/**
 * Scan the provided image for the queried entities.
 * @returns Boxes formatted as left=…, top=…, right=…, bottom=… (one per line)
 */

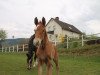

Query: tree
left=0, top=29, right=7, bottom=40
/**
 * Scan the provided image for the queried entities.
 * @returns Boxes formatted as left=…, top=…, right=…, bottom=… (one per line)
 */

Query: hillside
left=0, top=38, right=29, bottom=47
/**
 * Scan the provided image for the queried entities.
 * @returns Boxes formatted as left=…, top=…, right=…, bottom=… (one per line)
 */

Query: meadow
left=0, top=51, right=100, bottom=75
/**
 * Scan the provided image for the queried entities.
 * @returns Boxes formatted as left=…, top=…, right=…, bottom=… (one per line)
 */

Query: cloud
left=86, top=20, right=100, bottom=34
left=0, top=0, right=100, bottom=38
left=59, top=0, right=100, bottom=34
left=0, top=22, right=35, bottom=38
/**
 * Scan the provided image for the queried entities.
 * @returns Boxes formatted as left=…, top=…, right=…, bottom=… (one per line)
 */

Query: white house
left=46, top=17, right=82, bottom=42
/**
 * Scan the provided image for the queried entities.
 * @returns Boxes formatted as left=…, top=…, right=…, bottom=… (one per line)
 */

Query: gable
left=46, top=19, right=62, bottom=34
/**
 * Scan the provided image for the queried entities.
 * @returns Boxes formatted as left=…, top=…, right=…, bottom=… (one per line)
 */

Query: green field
left=0, top=52, right=100, bottom=75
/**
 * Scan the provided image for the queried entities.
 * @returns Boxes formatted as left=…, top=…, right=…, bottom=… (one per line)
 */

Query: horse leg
left=26, top=53, right=33, bottom=70
left=27, top=58, right=30, bottom=70
left=38, top=60, right=43, bottom=75
left=27, top=58, right=33, bottom=70
left=53, top=55, right=59, bottom=75
left=33, top=53, right=38, bottom=67
left=46, top=59, right=52, bottom=75
left=29, top=58, right=33, bottom=69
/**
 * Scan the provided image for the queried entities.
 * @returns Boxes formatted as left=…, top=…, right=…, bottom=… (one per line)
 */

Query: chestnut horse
left=33, top=17, right=59, bottom=75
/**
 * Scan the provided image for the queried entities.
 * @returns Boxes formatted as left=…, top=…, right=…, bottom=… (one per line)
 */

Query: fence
left=0, top=33, right=100, bottom=52
left=53, top=33, right=100, bottom=49
left=0, top=44, right=28, bottom=52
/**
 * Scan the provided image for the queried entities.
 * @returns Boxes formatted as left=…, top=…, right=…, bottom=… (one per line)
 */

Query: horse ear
left=42, top=17, right=46, bottom=26
left=34, top=17, right=38, bottom=25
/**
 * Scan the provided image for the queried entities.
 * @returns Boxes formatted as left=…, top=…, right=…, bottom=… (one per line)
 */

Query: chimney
left=55, top=17, right=59, bottom=20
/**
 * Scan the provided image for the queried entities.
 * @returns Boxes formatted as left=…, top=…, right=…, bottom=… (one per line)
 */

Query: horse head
left=33, top=17, right=47, bottom=48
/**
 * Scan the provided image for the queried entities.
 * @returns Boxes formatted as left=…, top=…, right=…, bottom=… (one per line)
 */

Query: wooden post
left=13, top=46, right=14, bottom=52
left=2, top=47, right=3, bottom=52
left=17, top=45, right=18, bottom=52
left=9, top=47, right=10, bottom=52
left=23, top=44, right=24, bottom=52
left=67, top=36, right=69, bottom=49
left=82, top=35, right=84, bottom=46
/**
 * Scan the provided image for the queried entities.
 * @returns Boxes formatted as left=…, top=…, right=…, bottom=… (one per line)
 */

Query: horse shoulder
left=46, top=41, right=58, bottom=58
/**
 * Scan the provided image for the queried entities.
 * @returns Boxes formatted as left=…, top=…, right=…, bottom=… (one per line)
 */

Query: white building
left=46, top=17, right=82, bottom=42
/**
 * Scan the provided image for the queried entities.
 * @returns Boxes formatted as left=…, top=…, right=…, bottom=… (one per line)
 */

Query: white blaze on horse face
left=34, top=24, right=42, bottom=46
left=34, top=25, right=39, bottom=31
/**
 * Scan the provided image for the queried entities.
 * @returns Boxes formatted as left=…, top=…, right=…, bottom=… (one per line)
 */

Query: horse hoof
left=27, top=68, right=31, bottom=70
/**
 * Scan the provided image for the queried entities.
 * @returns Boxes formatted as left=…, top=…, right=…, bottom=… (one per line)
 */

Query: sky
left=0, top=0, right=100, bottom=38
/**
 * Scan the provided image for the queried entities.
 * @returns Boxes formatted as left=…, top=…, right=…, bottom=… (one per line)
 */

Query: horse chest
left=36, top=45, right=54, bottom=60
left=36, top=49, right=47, bottom=60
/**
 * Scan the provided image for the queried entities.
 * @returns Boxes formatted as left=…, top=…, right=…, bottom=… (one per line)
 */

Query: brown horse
left=33, top=17, right=59, bottom=75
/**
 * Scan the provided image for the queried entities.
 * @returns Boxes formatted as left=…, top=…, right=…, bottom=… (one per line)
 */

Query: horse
left=33, top=17, right=59, bottom=75
left=26, top=34, right=37, bottom=70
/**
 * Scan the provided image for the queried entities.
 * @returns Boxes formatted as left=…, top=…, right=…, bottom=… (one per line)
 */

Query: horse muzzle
left=33, top=38, right=42, bottom=46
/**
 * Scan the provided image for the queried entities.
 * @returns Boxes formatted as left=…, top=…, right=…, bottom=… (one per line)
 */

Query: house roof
left=46, top=17, right=82, bottom=34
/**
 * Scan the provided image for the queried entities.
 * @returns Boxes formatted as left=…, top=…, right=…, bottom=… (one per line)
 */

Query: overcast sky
left=0, top=0, right=100, bottom=38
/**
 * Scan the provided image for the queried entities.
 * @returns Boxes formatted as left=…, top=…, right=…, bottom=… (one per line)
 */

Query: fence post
left=82, top=35, right=84, bottom=46
left=13, top=46, right=14, bottom=52
left=17, top=45, right=19, bottom=52
left=23, top=44, right=24, bottom=52
left=2, top=47, right=3, bottom=52
left=9, top=47, right=10, bottom=52
left=67, top=36, right=69, bottom=49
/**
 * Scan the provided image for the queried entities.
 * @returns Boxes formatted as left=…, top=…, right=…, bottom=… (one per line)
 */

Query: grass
left=0, top=52, right=100, bottom=75
left=58, top=44, right=100, bottom=56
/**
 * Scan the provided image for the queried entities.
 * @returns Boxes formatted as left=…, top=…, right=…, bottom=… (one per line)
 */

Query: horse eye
left=43, top=30, right=45, bottom=33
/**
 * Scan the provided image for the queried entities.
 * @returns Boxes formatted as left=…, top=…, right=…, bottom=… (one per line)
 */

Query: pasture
left=0, top=52, right=100, bottom=75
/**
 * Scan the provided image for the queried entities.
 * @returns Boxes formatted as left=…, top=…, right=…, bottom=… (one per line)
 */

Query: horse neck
left=43, top=32, right=49, bottom=44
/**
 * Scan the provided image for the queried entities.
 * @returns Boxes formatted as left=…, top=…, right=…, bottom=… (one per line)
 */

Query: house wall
left=46, top=19, right=62, bottom=41
left=46, top=19, right=81, bottom=42
left=62, top=30, right=80, bottom=39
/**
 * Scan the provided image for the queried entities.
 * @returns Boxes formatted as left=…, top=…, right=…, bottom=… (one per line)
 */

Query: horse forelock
left=34, top=21, right=45, bottom=31
left=34, top=25, right=39, bottom=31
